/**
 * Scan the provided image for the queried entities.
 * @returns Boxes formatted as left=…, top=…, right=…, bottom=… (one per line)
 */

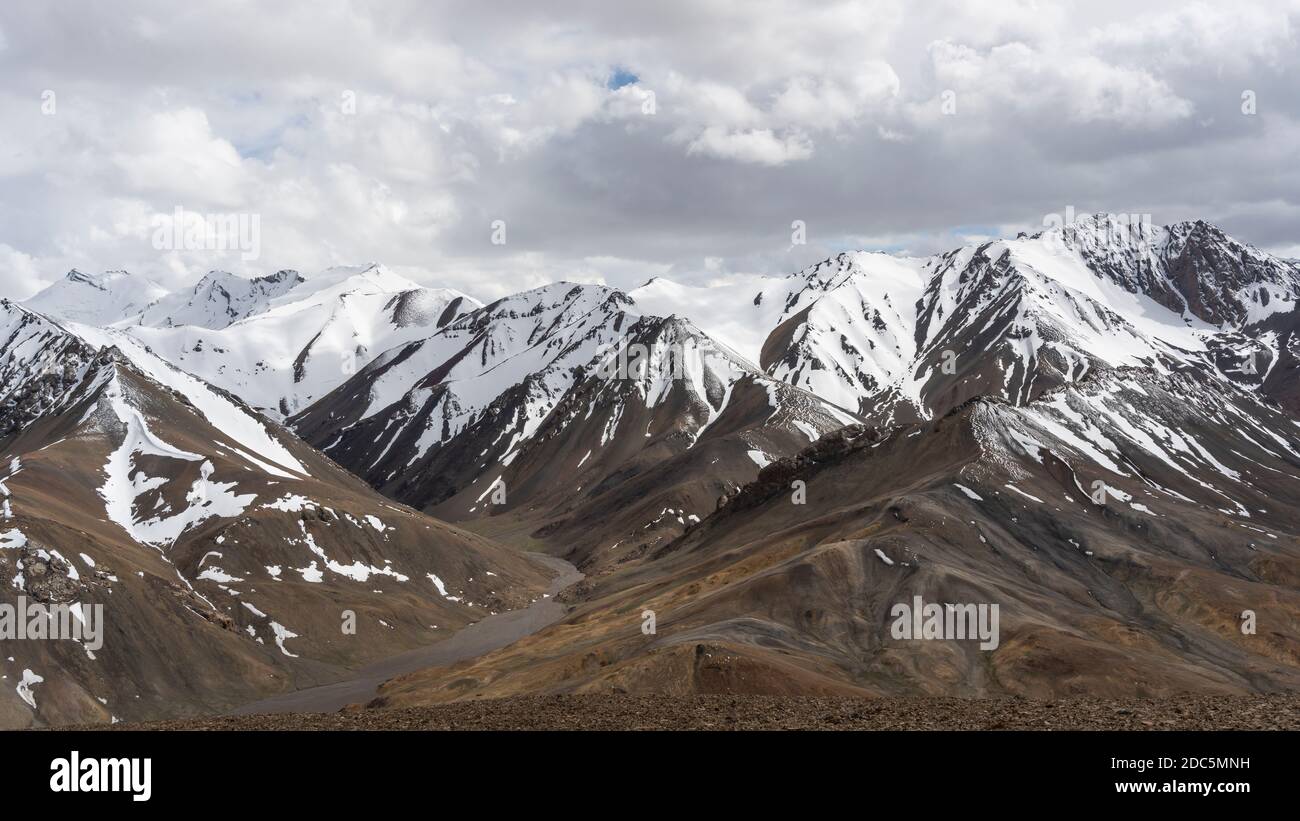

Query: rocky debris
left=0, top=320, right=100, bottom=435
left=555, top=578, right=595, bottom=603
left=207, top=611, right=237, bottom=631
left=712, top=424, right=888, bottom=517
left=16, top=546, right=82, bottom=603
left=301, top=505, right=337, bottom=523
left=530, top=520, right=567, bottom=539
left=165, top=581, right=237, bottom=632
left=74, top=693, right=1300, bottom=731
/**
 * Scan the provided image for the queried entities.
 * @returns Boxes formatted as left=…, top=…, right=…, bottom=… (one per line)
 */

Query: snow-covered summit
left=19, top=263, right=480, bottom=419
left=118, top=264, right=481, bottom=417
left=138, top=269, right=304, bottom=329
left=627, top=217, right=1299, bottom=423
left=24, top=269, right=169, bottom=326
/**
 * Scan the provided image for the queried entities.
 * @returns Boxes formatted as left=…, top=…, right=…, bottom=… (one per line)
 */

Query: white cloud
left=0, top=243, right=42, bottom=296
left=770, top=62, right=900, bottom=131
left=112, top=109, right=250, bottom=204
left=1091, top=2, right=1300, bottom=74
left=927, top=40, right=1194, bottom=128
left=0, top=0, right=1296, bottom=302
left=666, top=76, right=765, bottom=128
left=683, top=126, right=814, bottom=166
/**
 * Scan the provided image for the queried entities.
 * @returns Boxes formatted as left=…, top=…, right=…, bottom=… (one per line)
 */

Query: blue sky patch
left=607, top=68, right=638, bottom=90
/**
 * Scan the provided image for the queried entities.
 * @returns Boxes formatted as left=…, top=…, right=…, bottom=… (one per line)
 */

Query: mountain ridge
left=7, top=215, right=1300, bottom=722
left=0, top=298, right=553, bottom=727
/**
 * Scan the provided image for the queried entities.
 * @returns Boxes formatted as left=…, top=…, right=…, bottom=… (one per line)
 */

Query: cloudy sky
left=1, top=0, right=1297, bottom=301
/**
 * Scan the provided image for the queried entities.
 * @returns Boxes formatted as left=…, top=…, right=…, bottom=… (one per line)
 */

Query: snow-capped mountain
left=0, top=299, right=549, bottom=728
left=23, top=269, right=169, bottom=326
left=394, top=361, right=1300, bottom=703
left=739, top=216, right=1300, bottom=424
left=282, top=217, right=1299, bottom=577
left=25, top=264, right=481, bottom=419
left=290, top=282, right=860, bottom=569
left=294, top=282, right=637, bottom=463
left=262, top=216, right=1300, bottom=707
left=7, top=215, right=1299, bottom=719
left=138, top=268, right=305, bottom=329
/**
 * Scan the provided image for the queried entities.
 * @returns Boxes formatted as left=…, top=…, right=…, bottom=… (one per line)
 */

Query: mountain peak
left=264, top=268, right=303, bottom=284
left=25, top=269, right=167, bottom=326
left=137, top=268, right=308, bottom=330
left=1164, top=218, right=1260, bottom=258
left=62, top=268, right=136, bottom=289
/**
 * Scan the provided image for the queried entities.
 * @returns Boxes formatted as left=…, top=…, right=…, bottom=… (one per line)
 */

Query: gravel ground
left=61, top=693, right=1300, bottom=731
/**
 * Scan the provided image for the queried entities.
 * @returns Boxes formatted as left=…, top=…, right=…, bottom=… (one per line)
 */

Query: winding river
left=229, top=554, right=581, bottom=715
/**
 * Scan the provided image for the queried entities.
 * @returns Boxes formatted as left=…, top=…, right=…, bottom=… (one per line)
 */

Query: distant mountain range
left=5, top=214, right=1300, bottom=726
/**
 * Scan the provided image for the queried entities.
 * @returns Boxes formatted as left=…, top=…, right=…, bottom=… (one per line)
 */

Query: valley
left=4, top=214, right=1300, bottom=727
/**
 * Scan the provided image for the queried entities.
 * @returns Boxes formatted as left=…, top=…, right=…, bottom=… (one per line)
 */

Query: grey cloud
left=0, top=0, right=1297, bottom=302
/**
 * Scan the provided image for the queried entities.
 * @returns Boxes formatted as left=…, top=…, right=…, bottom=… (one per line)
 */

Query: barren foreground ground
left=67, top=694, right=1300, bottom=731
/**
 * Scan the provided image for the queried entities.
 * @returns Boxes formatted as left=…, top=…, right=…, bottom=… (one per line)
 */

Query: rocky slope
left=0, top=300, right=550, bottom=728
left=374, top=364, right=1300, bottom=703
left=290, top=282, right=860, bottom=574
left=79, top=693, right=1300, bottom=731
left=336, top=217, right=1300, bottom=705
left=11, top=215, right=1299, bottom=714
